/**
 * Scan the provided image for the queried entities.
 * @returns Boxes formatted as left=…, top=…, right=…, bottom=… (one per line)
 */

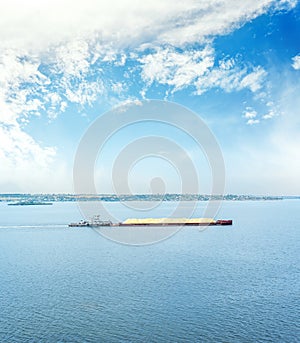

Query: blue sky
left=0, top=0, right=299, bottom=194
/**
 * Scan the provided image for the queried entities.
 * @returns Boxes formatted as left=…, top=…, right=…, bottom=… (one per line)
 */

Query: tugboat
left=68, top=215, right=112, bottom=227
left=68, top=220, right=89, bottom=227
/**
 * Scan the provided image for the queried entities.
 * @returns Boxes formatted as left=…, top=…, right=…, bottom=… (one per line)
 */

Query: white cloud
left=51, top=40, right=90, bottom=78
left=263, top=110, right=276, bottom=119
left=243, top=102, right=279, bottom=124
left=274, top=0, right=298, bottom=10
left=0, top=124, right=55, bottom=166
left=64, top=81, right=104, bottom=106
left=292, top=54, right=300, bottom=70
left=156, top=0, right=297, bottom=45
left=46, top=93, right=67, bottom=119
left=244, top=109, right=257, bottom=119
left=111, top=82, right=126, bottom=94
left=0, top=123, right=58, bottom=191
left=115, top=54, right=127, bottom=67
left=246, top=119, right=260, bottom=125
left=0, top=0, right=289, bottom=119
left=138, top=47, right=267, bottom=95
left=115, top=98, right=143, bottom=113
left=239, top=67, right=267, bottom=92
left=195, top=64, right=266, bottom=95
left=139, top=46, right=214, bottom=91
left=0, top=50, right=48, bottom=122
left=0, top=0, right=295, bottom=51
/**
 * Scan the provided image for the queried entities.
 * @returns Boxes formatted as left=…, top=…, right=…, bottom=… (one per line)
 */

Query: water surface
left=0, top=200, right=299, bottom=342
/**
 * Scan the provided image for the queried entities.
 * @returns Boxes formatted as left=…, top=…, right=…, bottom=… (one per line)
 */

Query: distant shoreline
left=1, top=194, right=299, bottom=203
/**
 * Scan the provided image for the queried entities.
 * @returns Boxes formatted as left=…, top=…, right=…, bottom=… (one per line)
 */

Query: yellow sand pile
left=122, top=217, right=216, bottom=224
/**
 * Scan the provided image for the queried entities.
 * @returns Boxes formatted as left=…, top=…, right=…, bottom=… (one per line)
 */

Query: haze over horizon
left=0, top=1, right=300, bottom=195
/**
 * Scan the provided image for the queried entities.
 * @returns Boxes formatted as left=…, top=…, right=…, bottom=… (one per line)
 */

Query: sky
left=0, top=0, right=299, bottom=195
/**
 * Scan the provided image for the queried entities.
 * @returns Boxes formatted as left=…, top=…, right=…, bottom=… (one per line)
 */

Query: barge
left=69, top=216, right=232, bottom=227
left=8, top=201, right=53, bottom=206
